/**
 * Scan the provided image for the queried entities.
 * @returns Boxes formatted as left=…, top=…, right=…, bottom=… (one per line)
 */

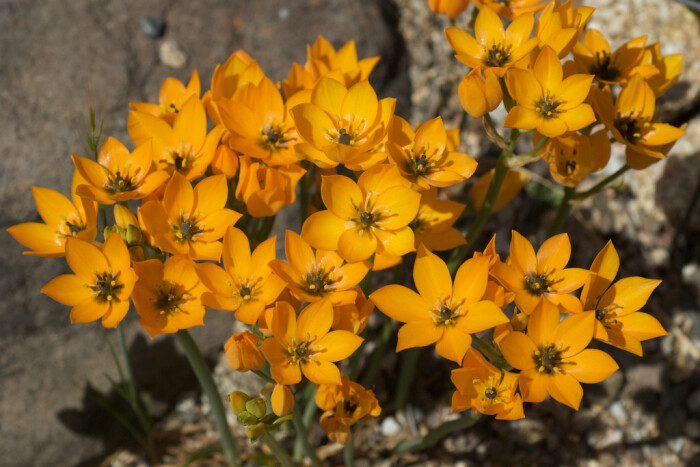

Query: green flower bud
left=227, top=391, right=250, bottom=415
left=245, top=398, right=267, bottom=419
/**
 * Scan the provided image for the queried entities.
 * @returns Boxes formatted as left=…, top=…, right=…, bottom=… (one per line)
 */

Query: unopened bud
left=245, top=423, right=265, bottom=441
left=245, top=398, right=267, bottom=419
left=227, top=391, right=250, bottom=415
left=125, top=224, right=143, bottom=246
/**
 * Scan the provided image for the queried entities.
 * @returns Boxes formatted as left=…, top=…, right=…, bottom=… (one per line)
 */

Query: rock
left=687, top=389, right=700, bottom=413
left=380, top=416, right=402, bottom=437
left=159, top=40, right=188, bottom=68
left=587, top=426, right=623, bottom=450
left=141, top=15, right=166, bottom=38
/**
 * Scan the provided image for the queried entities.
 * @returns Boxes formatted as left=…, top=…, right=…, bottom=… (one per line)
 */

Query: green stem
left=447, top=145, right=513, bottom=274
left=117, top=324, right=137, bottom=402
left=251, top=215, right=275, bottom=249
left=262, top=432, right=295, bottom=467
left=392, top=411, right=481, bottom=454
left=252, top=369, right=275, bottom=384
left=574, top=164, right=630, bottom=200
left=344, top=430, right=355, bottom=467
left=175, top=330, right=238, bottom=466
left=293, top=384, right=318, bottom=460
left=547, top=186, right=575, bottom=236
left=99, top=204, right=108, bottom=233
left=292, top=393, right=322, bottom=467
left=360, top=318, right=393, bottom=388
left=483, top=113, right=506, bottom=148
left=395, top=347, right=421, bottom=410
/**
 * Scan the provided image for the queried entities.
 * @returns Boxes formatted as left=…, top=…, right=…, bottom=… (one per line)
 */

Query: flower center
left=536, top=93, right=562, bottom=119
left=337, top=128, right=352, bottom=145
left=302, top=267, right=337, bottom=297
left=533, top=342, right=564, bottom=374
left=409, top=215, right=427, bottom=234
left=434, top=302, right=461, bottom=326
left=614, top=114, right=643, bottom=143
left=326, top=116, right=367, bottom=147
left=473, top=375, right=509, bottom=405
left=89, top=270, right=124, bottom=303
left=260, top=122, right=295, bottom=152
left=170, top=211, right=204, bottom=244
left=484, top=386, right=498, bottom=399
left=287, top=337, right=316, bottom=364
left=104, top=169, right=137, bottom=195
left=591, top=51, right=621, bottom=82
left=523, top=273, right=552, bottom=296
left=163, top=144, right=196, bottom=174
left=408, top=151, right=434, bottom=178
left=154, top=282, right=188, bottom=315
left=483, top=43, right=512, bottom=68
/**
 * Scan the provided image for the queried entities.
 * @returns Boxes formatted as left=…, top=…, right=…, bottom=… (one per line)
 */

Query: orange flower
left=451, top=348, right=524, bottom=419
left=410, top=188, right=466, bottom=252
left=291, top=77, right=395, bottom=170
left=458, top=67, right=503, bottom=119
left=217, top=77, right=301, bottom=166
left=139, top=173, right=241, bottom=261
left=445, top=7, right=538, bottom=77
left=473, top=0, right=545, bottom=20
left=8, top=172, right=97, bottom=257
left=534, top=130, right=610, bottom=187
left=315, top=375, right=381, bottom=444
left=301, top=165, right=420, bottom=262
left=131, top=255, right=207, bottom=338
left=468, top=168, right=528, bottom=213
left=499, top=304, right=618, bottom=409
left=387, top=116, right=477, bottom=189
left=331, top=288, right=374, bottom=335
left=492, top=231, right=589, bottom=315
left=129, top=95, right=225, bottom=181
left=592, top=75, right=685, bottom=169
left=41, top=234, right=137, bottom=327
left=271, top=384, right=295, bottom=417
left=196, top=227, right=285, bottom=324
left=504, top=46, right=595, bottom=138
left=259, top=300, right=363, bottom=385
left=203, top=50, right=265, bottom=125
left=224, top=331, right=266, bottom=372
left=130, top=70, right=201, bottom=125
left=573, top=30, right=657, bottom=85
left=371, top=245, right=508, bottom=363
left=282, top=37, right=379, bottom=99
left=428, top=0, right=470, bottom=19
left=535, top=0, right=594, bottom=58
left=270, top=230, right=369, bottom=306
left=72, top=137, right=169, bottom=204
left=644, top=42, right=683, bottom=97
left=235, top=156, right=305, bottom=217
left=580, top=241, right=668, bottom=356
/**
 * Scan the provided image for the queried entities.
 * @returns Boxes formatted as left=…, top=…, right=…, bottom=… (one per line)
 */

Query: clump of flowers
left=9, top=1, right=680, bottom=464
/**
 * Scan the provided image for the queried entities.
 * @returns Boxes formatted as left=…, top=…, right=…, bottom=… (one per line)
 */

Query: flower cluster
left=8, top=0, right=679, bottom=460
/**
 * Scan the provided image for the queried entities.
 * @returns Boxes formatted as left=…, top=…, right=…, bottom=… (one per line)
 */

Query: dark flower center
left=533, top=343, right=564, bottom=374
left=484, top=386, right=498, bottom=400
left=536, top=94, right=562, bottom=119
left=591, top=51, right=621, bottom=82
left=154, top=283, right=187, bottom=315
left=483, top=43, right=512, bottom=68
left=90, top=271, right=124, bottom=303
left=104, top=170, right=137, bottom=195
left=614, top=114, right=643, bottom=143
left=524, top=273, right=552, bottom=296
left=302, top=268, right=337, bottom=297
left=337, top=128, right=352, bottom=145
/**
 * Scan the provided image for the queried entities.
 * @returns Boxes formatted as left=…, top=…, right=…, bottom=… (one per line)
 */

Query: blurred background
left=0, top=0, right=698, bottom=465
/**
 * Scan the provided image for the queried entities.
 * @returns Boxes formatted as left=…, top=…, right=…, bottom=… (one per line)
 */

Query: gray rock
left=141, top=16, right=166, bottom=38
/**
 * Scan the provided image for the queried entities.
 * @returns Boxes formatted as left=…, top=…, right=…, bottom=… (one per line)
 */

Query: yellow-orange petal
left=297, top=300, right=333, bottom=341
left=453, top=256, right=490, bottom=305
left=599, top=277, right=661, bottom=316
left=271, top=361, right=302, bottom=385
left=550, top=268, right=589, bottom=293
left=315, top=330, right=363, bottom=362
left=435, top=326, right=472, bottom=364
left=616, top=312, right=669, bottom=341
left=546, top=373, right=583, bottom=410
left=271, top=302, right=297, bottom=346
left=370, top=284, right=431, bottom=322
left=510, top=230, right=537, bottom=275
left=321, top=175, right=363, bottom=220
left=70, top=299, right=109, bottom=324
left=499, top=331, right=537, bottom=370
left=302, top=360, right=342, bottom=385
left=396, top=321, right=442, bottom=351
left=284, top=230, right=316, bottom=275
left=567, top=349, right=619, bottom=384
left=163, top=172, right=194, bottom=219
left=338, top=228, right=377, bottom=262
left=414, top=245, right=452, bottom=305
left=533, top=46, right=563, bottom=96
left=374, top=226, right=415, bottom=258
left=301, top=211, right=347, bottom=251
left=518, top=368, right=548, bottom=402
left=457, top=300, right=509, bottom=334
left=41, top=274, right=91, bottom=305
left=536, top=233, right=571, bottom=274
left=271, top=384, right=294, bottom=417
left=581, top=240, right=619, bottom=308
left=553, top=311, right=595, bottom=357
left=65, top=238, right=107, bottom=281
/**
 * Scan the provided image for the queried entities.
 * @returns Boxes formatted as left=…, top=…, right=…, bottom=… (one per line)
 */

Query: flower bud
left=458, top=67, right=502, bottom=119
left=224, top=331, right=265, bottom=372
left=428, top=0, right=470, bottom=19
left=245, top=398, right=268, bottom=419
left=271, top=384, right=295, bottom=417
left=245, top=423, right=266, bottom=441
left=227, top=391, right=250, bottom=415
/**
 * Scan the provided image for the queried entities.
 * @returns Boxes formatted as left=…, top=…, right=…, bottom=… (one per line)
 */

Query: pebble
left=608, top=401, right=627, bottom=424
left=141, top=16, right=165, bottom=38
left=278, top=7, right=291, bottom=20
left=686, top=389, right=700, bottom=412
left=159, top=40, right=188, bottom=68
left=682, top=263, right=700, bottom=288
left=380, top=416, right=402, bottom=437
